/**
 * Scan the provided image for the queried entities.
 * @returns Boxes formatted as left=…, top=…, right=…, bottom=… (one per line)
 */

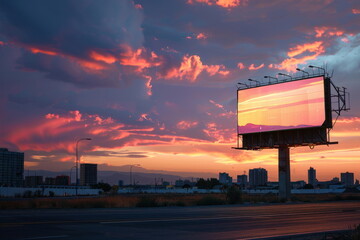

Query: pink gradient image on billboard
left=238, top=77, right=326, bottom=134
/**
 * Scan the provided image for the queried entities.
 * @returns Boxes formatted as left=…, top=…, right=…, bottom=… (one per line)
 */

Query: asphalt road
left=0, top=201, right=359, bottom=240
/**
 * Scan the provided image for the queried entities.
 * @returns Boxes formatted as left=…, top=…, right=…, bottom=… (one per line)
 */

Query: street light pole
left=75, top=138, right=91, bottom=196
left=129, top=164, right=140, bottom=187
left=248, top=78, right=260, bottom=86
left=309, top=65, right=325, bottom=75
left=264, top=76, right=278, bottom=84
left=296, top=68, right=309, bottom=77
left=278, top=73, right=293, bottom=81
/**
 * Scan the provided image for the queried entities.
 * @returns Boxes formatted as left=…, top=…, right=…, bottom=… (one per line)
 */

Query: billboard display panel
left=238, top=76, right=326, bottom=135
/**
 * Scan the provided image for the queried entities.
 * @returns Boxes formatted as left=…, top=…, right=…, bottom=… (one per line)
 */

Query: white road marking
left=100, top=209, right=347, bottom=224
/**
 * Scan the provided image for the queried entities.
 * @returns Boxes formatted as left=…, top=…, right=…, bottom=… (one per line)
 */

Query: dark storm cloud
left=0, top=0, right=143, bottom=51
left=15, top=50, right=122, bottom=88
left=0, top=0, right=144, bottom=87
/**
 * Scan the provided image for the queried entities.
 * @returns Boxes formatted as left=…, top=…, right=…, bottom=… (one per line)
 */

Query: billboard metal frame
left=234, top=73, right=348, bottom=150
left=233, top=69, right=350, bottom=201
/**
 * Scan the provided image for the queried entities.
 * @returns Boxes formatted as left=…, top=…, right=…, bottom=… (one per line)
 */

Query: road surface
left=0, top=201, right=359, bottom=239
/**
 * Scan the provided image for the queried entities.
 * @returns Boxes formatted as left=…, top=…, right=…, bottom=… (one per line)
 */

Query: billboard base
left=279, top=146, right=291, bottom=201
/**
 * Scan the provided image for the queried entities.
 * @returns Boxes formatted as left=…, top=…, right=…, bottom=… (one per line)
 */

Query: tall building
left=0, top=148, right=24, bottom=187
left=24, top=176, right=43, bottom=187
left=219, top=172, right=232, bottom=185
left=80, top=163, right=97, bottom=186
left=341, top=172, right=354, bottom=187
left=249, top=168, right=267, bottom=187
left=308, top=167, right=317, bottom=186
left=237, top=174, right=247, bottom=187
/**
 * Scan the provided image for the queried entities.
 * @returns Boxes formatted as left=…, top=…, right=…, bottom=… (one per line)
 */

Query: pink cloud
left=89, top=51, right=117, bottom=64
left=5, top=111, right=87, bottom=152
left=237, top=62, right=245, bottom=69
left=248, top=63, right=264, bottom=70
left=272, top=41, right=325, bottom=72
left=203, top=122, right=235, bottom=143
left=144, top=75, right=153, bottom=96
left=177, top=120, right=199, bottom=130
left=341, top=37, right=350, bottom=43
left=118, top=45, right=162, bottom=72
left=196, top=33, right=208, bottom=40
left=352, top=9, right=360, bottom=14
left=134, top=4, right=143, bottom=9
left=287, top=41, right=324, bottom=58
left=209, top=99, right=224, bottom=109
left=314, top=27, right=344, bottom=38
left=187, top=0, right=248, bottom=8
left=161, top=54, right=228, bottom=82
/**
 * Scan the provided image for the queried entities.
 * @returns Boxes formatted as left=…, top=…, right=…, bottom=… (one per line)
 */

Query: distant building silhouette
left=308, top=167, right=317, bottom=186
left=25, top=176, right=43, bottom=187
left=55, top=175, right=70, bottom=185
left=249, top=168, right=267, bottom=187
left=291, top=180, right=306, bottom=189
left=80, top=163, right=97, bottom=186
left=118, top=180, right=124, bottom=187
left=219, top=172, right=232, bottom=185
left=341, top=172, right=354, bottom=187
left=44, top=177, right=56, bottom=185
left=237, top=174, right=247, bottom=187
left=0, top=148, right=24, bottom=187
left=331, top=177, right=340, bottom=183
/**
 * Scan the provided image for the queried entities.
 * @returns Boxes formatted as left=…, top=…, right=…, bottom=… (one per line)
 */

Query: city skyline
left=0, top=0, right=359, bottom=182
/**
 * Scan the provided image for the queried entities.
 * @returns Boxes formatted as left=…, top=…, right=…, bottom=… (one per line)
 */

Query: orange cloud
left=6, top=111, right=87, bottom=152
left=177, top=120, right=199, bottom=130
left=23, top=43, right=162, bottom=74
left=25, top=45, right=108, bottom=72
left=203, top=122, right=235, bottom=143
left=162, top=54, right=228, bottom=82
left=209, top=99, right=224, bottom=109
left=187, top=0, right=247, bottom=8
left=29, top=47, right=58, bottom=56
left=352, top=9, right=360, bottom=14
left=216, top=0, right=244, bottom=8
left=89, top=51, right=117, bottom=64
left=0, top=41, right=4, bottom=45
left=138, top=113, right=152, bottom=122
left=336, top=117, right=360, bottom=124
left=237, top=62, right=245, bottom=69
left=288, top=41, right=324, bottom=58
left=273, top=41, right=325, bottom=72
left=196, top=33, right=208, bottom=40
left=119, top=45, right=162, bottom=72
left=77, top=59, right=108, bottom=71
left=314, top=27, right=344, bottom=38
left=248, top=63, right=264, bottom=70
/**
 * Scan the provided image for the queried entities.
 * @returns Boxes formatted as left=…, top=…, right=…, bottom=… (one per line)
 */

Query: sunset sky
left=0, top=0, right=359, bottom=182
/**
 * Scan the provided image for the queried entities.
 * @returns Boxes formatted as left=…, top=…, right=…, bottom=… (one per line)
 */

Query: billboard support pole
left=278, top=146, right=291, bottom=201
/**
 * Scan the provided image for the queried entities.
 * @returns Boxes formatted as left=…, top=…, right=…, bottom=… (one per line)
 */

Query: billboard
left=238, top=76, right=327, bottom=135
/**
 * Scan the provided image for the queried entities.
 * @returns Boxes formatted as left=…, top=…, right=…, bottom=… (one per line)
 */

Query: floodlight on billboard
left=237, top=76, right=326, bottom=135
left=234, top=69, right=350, bottom=201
